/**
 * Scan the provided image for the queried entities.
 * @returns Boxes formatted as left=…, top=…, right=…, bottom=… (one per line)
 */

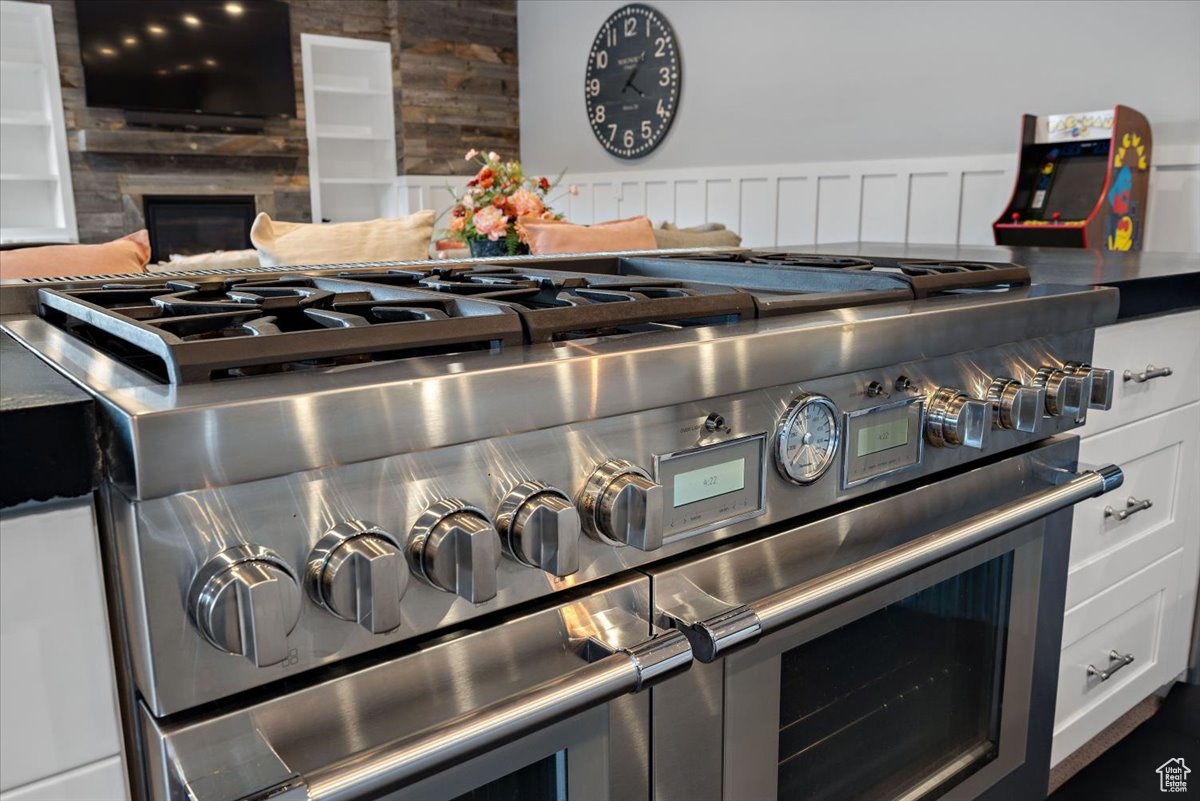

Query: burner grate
left=38, top=276, right=525, bottom=382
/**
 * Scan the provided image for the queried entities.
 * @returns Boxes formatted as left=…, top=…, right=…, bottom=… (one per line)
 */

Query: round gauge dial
left=775, top=394, right=840, bottom=484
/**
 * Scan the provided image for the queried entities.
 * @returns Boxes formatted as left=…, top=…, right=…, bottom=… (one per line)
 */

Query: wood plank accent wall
left=30, top=0, right=517, bottom=242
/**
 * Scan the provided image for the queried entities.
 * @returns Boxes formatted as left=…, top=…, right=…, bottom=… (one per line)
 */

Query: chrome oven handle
left=300, top=629, right=691, bottom=801
left=665, top=465, right=1124, bottom=663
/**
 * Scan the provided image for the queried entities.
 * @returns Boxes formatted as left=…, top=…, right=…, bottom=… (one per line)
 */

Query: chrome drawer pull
left=1105, top=496, right=1152, bottom=521
left=1123, top=364, right=1173, bottom=383
left=1087, top=650, right=1135, bottom=681
left=662, top=465, right=1124, bottom=663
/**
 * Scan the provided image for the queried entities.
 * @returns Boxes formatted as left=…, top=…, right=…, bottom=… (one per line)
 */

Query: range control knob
left=407, top=500, right=502, bottom=604
left=579, top=460, right=664, bottom=551
left=306, top=521, right=407, bottom=634
left=1034, top=366, right=1091, bottom=420
left=926, top=387, right=990, bottom=449
left=1064, top=361, right=1115, bottom=410
left=496, top=481, right=581, bottom=578
left=188, top=545, right=302, bottom=667
left=986, top=378, right=1045, bottom=433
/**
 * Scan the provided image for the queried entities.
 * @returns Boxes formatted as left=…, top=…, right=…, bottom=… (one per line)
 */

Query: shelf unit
left=301, top=34, right=397, bottom=223
left=0, top=1, right=76, bottom=244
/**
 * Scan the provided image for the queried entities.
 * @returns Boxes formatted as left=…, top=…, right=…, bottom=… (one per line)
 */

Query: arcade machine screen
left=1013, top=140, right=1110, bottom=222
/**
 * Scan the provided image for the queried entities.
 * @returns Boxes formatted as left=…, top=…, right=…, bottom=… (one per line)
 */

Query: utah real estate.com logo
left=1158, top=758, right=1191, bottom=793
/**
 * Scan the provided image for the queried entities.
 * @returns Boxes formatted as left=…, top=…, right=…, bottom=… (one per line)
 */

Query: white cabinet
left=1052, top=308, right=1200, bottom=766
left=0, top=0, right=76, bottom=244
left=300, top=34, right=397, bottom=224
left=0, top=499, right=126, bottom=799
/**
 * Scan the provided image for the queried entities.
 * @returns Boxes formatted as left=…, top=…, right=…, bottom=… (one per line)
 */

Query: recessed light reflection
left=98, top=46, right=117, bottom=56
left=147, top=24, right=166, bottom=35
left=182, top=14, right=201, bottom=27
left=177, top=63, right=191, bottom=71
left=122, top=36, right=138, bottom=46
left=203, top=57, right=217, bottom=67
left=224, top=2, right=244, bottom=16
left=156, top=68, right=169, bottom=75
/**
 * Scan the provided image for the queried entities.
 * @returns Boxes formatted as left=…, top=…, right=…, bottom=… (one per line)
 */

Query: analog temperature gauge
left=775, top=393, right=840, bottom=484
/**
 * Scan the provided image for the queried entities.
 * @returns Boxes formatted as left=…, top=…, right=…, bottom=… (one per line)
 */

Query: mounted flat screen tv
left=75, top=0, right=295, bottom=118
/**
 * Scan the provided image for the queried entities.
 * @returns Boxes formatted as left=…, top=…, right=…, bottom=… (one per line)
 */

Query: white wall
left=518, top=0, right=1200, bottom=173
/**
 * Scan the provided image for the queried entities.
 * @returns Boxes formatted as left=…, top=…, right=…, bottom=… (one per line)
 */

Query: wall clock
left=585, top=3, right=680, bottom=159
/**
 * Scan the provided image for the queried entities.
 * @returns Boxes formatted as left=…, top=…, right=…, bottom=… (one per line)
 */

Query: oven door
left=650, top=436, right=1123, bottom=801
left=137, top=575, right=690, bottom=801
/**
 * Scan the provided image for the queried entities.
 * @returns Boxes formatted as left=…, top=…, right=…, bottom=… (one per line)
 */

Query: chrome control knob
left=987, top=378, right=1045, bottom=433
left=1034, top=367, right=1092, bottom=420
left=1065, top=361, right=1115, bottom=410
left=496, top=481, right=581, bottom=578
left=580, top=460, right=664, bottom=551
left=926, top=387, right=990, bottom=449
left=188, top=545, right=302, bottom=667
left=307, top=521, right=407, bottom=634
left=407, top=500, right=502, bottom=604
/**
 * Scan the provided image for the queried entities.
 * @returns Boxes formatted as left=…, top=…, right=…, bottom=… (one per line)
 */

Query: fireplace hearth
left=143, top=195, right=256, bottom=263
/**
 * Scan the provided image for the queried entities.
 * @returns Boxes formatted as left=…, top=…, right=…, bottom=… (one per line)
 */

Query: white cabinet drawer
left=1053, top=551, right=1187, bottom=765
left=1084, top=309, right=1200, bottom=436
left=0, top=757, right=126, bottom=801
left=1067, top=402, right=1200, bottom=608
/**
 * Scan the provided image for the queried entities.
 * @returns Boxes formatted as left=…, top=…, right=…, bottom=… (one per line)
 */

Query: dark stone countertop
left=1, top=332, right=98, bottom=509
left=780, top=243, right=1200, bottom=319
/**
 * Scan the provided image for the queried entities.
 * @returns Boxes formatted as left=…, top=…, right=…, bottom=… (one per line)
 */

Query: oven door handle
left=665, top=464, right=1124, bottom=663
left=290, top=628, right=691, bottom=801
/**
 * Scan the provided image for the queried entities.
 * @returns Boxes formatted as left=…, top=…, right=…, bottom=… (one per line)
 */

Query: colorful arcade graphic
left=994, top=106, right=1152, bottom=251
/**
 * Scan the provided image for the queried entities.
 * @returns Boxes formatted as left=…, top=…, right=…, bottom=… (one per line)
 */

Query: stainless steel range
left=0, top=250, right=1127, bottom=801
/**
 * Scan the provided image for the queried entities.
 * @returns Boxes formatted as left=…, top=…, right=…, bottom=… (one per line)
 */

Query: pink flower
left=508, top=188, right=544, bottom=218
left=464, top=148, right=479, bottom=160
left=487, top=151, right=501, bottom=163
left=461, top=193, right=475, bottom=209
left=568, top=184, right=580, bottom=196
left=472, top=205, right=507, bottom=241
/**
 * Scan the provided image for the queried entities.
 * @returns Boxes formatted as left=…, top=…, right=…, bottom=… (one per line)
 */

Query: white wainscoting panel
left=396, top=144, right=1199, bottom=252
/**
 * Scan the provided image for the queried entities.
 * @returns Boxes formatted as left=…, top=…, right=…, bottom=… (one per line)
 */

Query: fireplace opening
left=143, top=195, right=256, bottom=263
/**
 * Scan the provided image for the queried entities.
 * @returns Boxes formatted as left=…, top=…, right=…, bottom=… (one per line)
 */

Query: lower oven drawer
left=136, top=574, right=689, bottom=801
left=1052, top=550, right=1188, bottom=765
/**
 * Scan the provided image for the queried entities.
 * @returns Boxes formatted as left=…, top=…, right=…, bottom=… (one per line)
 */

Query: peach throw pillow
left=0, top=230, right=151, bottom=280
left=251, top=211, right=436, bottom=267
left=517, top=215, right=657, bottom=255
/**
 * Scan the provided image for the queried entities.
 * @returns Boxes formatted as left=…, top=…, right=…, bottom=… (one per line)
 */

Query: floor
left=1049, top=682, right=1200, bottom=799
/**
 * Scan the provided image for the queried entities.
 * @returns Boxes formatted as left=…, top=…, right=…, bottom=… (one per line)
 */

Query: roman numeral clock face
left=585, top=4, right=680, bottom=159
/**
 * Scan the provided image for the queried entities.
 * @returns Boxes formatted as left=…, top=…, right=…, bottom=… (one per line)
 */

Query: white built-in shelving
left=301, top=34, right=397, bottom=223
left=0, top=1, right=76, bottom=244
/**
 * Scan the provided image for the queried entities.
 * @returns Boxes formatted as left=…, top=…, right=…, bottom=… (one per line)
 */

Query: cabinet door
left=0, top=500, right=124, bottom=793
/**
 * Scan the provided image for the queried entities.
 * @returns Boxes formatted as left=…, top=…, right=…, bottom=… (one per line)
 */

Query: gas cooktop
left=32, top=253, right=1031, bottom=383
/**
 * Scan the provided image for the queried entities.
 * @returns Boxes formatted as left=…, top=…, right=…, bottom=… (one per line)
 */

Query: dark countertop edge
left=1, top=332, right=99, bottom=509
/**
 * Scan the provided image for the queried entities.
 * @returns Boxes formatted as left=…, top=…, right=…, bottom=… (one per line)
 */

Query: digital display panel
left=673, top=458, right=746, bottom=508
left=856, top=418, right=910, bottom=457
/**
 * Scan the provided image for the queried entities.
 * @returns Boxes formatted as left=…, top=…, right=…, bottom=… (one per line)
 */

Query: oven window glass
left=777, top=554, right=1013, bottom=801
left=450, top=751, right=566, bottom=801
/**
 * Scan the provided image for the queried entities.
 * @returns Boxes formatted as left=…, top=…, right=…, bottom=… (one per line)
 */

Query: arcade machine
left=994, top=105, right=1151, bottom=251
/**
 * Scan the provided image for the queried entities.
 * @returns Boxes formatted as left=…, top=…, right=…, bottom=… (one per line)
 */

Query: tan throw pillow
left=146, top=248, right=261, bottom=273
left=0, top=230, right=151, bottom=280
left=250, top=211, right=436, bottom=267
left=517, top=215, right=657, bottom=255
left=652, top=225, right=743, bottom=250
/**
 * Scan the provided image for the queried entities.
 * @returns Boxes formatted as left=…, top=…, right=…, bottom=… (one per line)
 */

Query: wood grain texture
left=28, top=0, right=518, bottom=241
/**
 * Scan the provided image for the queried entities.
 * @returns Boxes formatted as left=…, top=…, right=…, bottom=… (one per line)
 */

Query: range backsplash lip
left=1, top=282, right=1118, bottom=500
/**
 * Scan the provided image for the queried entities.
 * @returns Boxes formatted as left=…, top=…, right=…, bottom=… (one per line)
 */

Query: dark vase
left=468, top=237, right=529, bottom=258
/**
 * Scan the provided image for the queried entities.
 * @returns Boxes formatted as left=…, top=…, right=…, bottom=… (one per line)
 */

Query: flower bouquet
left=445, top=150, right=577, bottom=257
